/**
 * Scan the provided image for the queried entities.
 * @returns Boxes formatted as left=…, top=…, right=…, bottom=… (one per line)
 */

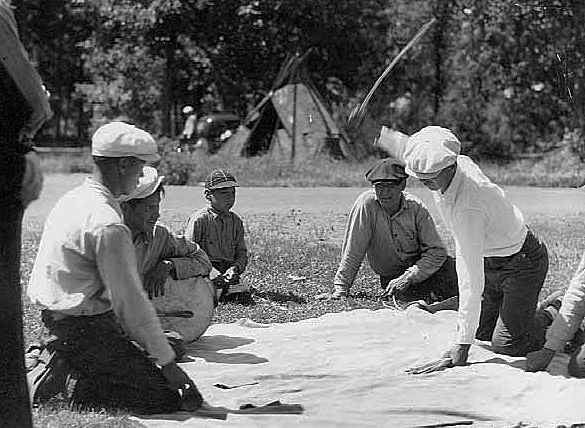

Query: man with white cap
left=403, top=126, right=559, bottom=373
left=26, top=121, right=204, bottom=412
left=119, top=165, right=215, bottom=342
left=318, top=157, right=458, bottom=308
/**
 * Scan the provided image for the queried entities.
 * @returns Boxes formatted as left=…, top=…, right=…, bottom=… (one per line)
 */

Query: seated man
left=119, top=166, right=215, bottom=343
left=26, top=122, right=203, bottom=413
left=185, top=169, right=250, bottom=304
left=319, top=157, right=458, bottom=307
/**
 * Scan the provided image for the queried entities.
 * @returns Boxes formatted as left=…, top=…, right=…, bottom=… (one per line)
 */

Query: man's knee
left=491, top=332, right=540, bottom=357
left=490, top=340, right=525, bottom=357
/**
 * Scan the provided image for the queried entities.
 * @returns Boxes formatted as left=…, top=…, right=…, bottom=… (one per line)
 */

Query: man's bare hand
left=380, top=276, right=411, bottom=299
left=525, top=348, right=555, bottom=372
left=161, top=362, right=203, bottom=410
left=406, top=344, right=470, bottom=375
left=144, top=260, right=172, bottom=299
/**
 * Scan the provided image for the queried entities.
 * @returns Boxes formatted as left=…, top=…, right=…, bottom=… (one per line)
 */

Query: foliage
left=40, top=140, right=585, bottom=188
left=156, top=137, right=196, bottom=185
left=11, top=0, right=585, bottom=161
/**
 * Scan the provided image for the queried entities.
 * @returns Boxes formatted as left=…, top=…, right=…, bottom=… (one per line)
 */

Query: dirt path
left=23, top=174, right=585, bottom=224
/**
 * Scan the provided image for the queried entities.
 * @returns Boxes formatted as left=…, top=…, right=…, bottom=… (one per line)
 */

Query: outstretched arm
left=406, top=209, right=485, bottom=374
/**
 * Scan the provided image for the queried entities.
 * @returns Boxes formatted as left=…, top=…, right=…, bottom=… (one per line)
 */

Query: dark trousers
left=380, top=256, right=459, bottom=303
left=38, top=311, right=181, bottom=414
left=476, top=229, right=551, bottom=357
left=0, top=199, right=32, bottom=428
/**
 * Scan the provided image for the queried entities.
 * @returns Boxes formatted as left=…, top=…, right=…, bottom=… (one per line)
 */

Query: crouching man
left=318, top=157, right=458, bottom=307
left=26, top=122, right=203, bottom=413
left=119, top=166, right=215, bottom=343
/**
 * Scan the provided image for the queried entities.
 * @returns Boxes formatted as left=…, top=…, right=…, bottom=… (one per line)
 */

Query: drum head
left=153, top=277, right=215, bottom=342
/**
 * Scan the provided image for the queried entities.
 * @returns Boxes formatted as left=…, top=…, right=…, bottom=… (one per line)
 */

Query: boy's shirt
left=185, top=205, right=248, bottom=274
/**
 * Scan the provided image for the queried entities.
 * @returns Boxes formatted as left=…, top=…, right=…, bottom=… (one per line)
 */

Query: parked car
left=181, top=112, right=241, bottom=154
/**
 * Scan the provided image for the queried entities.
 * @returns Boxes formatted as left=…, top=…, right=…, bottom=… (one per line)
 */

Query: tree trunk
left=162, top=40, right=174, bottom=136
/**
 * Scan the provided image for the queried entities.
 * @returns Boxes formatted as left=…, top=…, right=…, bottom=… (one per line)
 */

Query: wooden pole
left=292, top=82, right=298, bottom=166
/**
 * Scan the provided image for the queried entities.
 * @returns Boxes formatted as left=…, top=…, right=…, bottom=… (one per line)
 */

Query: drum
left=153, top=276, right=215, bottom=342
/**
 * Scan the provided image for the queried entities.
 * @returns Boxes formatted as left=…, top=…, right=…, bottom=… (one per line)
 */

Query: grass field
left=22, top=175, right=585, bottom=427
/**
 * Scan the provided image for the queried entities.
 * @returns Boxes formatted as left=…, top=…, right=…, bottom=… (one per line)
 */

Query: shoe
left=221, top=282, right=254, bottom=304
left=538, top=289, right=564, bottom=311
left=27, top=347, right=73, bottom=402
left=225, top=282, right=250, bottom=295
left=180, top=384, right=204, bottom=411
left=565, top=327, right=585, bottom=354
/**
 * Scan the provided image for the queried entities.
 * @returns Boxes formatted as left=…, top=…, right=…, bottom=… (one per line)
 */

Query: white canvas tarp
left=134, top=308, right=581, bottom=428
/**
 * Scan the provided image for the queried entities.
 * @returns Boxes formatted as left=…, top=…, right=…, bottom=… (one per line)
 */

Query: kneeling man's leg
left=45, top=312, right=181, bottom=414
left=491, top=234, right=549, bottom=356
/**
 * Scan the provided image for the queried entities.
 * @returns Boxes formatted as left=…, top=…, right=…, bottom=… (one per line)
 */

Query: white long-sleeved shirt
left=334, top=190, right=448, bottom=295
left=544, top=252, right=585, bottom=351
left=433, top=156, right=527, bottom=344
left=28, top=178, right=175, bottom=366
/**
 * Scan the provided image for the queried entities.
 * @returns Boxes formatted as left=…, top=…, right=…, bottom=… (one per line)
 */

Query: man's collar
left=441, top=163, right=462, bottom=203
left=85, top=177, right=113, bottom=197
left=207, top=205, right=229, bottom=217
left=133, top=227, right=155, bottom=245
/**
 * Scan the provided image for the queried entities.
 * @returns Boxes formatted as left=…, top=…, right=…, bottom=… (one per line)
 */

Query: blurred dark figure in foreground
left=0, top=0, right=52, bottom=426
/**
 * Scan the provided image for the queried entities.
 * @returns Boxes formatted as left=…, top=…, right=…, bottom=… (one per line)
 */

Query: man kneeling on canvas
left=318, top=157, right=459, bottom=309
left=119, top=166, right=215, bottom=344
left=26, top=122, right=204, bottom=413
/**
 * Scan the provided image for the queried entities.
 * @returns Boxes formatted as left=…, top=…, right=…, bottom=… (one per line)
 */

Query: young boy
left=185, top=169, right=250, bottom=303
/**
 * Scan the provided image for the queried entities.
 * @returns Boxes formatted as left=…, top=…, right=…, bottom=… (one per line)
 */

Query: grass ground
left=21, top=177, right=585, bottom=427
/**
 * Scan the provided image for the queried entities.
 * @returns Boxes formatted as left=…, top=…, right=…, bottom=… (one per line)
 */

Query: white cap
left=118, top=166, right=165, bottom=203
left=91, top=121, right=160, bottom=163
left=404, top=126, right=461, bottom=179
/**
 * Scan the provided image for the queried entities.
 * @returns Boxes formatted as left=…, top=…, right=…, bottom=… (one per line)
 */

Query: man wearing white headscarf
left=403, top=126, right=559, bottom=374
left=119, top=166, right=215, bottom=342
